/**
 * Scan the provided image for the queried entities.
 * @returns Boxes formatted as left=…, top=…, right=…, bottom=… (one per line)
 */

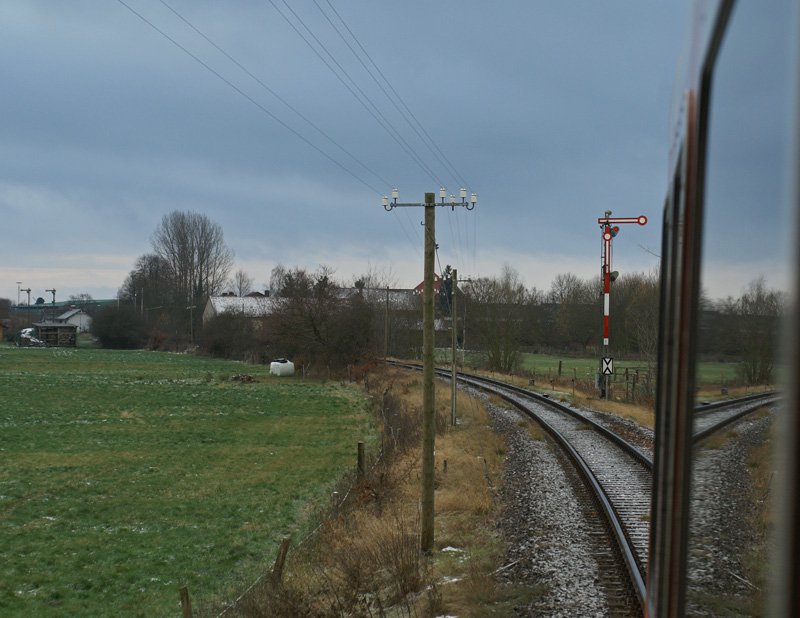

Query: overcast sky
left=1, top=1, right=694, bottom=304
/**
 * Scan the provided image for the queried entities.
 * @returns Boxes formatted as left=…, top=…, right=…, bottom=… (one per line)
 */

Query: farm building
left=202, top=295, right=277, bottom=324
left=33, top=322, right=78, bottom=347
left=54, top=308, right=92, bottom=333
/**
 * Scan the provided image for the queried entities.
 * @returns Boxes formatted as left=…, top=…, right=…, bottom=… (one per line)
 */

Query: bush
left=200, top=313, right=262, bottom=361
left=91, top=305, right=147, bottom=349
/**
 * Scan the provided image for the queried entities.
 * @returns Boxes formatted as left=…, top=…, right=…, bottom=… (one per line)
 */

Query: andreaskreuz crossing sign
left=602, top=357, right=614, bottom=375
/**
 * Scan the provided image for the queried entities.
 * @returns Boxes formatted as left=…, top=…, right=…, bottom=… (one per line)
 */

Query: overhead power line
left=317, top=0, right=472, bottom=192
left=156, top=0, right=392, bottom=190
left=300, top=0, right=476, bottom=270
left=115, top=0, right=383, bottom=195
left=266, top=0, right=445, bottom=187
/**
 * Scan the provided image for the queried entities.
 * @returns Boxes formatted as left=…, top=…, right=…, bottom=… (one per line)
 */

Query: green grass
left=441, top=350, right=740, bottom=387
left=0, top=347, right=376, bottom=616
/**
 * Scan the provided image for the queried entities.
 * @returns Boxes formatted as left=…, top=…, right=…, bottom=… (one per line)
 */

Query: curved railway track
left=388, top=360, right=778, bottom=615
left=693, top=392, right=779, bottom=442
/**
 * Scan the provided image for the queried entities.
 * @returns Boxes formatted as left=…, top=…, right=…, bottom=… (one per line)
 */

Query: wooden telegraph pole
left=421, top=192, right=436, bottom=552
left=450, top=268, right=458, bottom=427
left=384, top=286, right=390, bottom=360
left=382, top=188, right=476, bottom=554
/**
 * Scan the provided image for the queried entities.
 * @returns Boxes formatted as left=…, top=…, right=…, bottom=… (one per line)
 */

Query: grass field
left=0, top=346, right=375, bottom=616
left=440, top=350, right=741, bottom=386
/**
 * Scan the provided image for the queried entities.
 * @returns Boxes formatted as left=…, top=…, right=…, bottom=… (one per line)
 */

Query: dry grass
left=215, top=364, right=517, bottom=616
left=572, top=391, right=655, bottom=429
left=698, top=428, right=738, bottom=450
left=741, top=421, right=776, bottom=609
left=465, top=364, right=656, bottom=430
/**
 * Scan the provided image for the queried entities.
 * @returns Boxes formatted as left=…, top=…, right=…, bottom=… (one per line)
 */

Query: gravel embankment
left=485, top=397, right=638, bottom=617
left=685, top=413, right=774, bottom=616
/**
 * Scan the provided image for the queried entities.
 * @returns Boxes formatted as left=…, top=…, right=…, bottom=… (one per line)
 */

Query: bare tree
left=352, top=265, right=399, bottom=299
left=230, top=269, right=254, bottom=297
left=465, top=264, right=528, bottom=372
left=735, top=277, right=785, bottom=385
left=269, top=264, right=288, bottom=298
left=270, top=265, right=372, bottom=369
left=68, top=293, right=94, bottom=303
left=548, top=272, right=598, bottom=351
left=151, top=211, right=233, bottom=303
left=119, top=253, right=173, bottom=307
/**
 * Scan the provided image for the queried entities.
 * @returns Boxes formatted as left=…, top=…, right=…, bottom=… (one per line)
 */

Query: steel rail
left=695, top=390, right=778, bottom=414
left=494, top=384, right=647, bottom=612
left=389, top=360, right=647, bottom=611
left=692, top=399, right=778, bottom=443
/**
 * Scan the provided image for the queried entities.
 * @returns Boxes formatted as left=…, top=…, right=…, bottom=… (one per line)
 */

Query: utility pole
left=597, top=211, right=647, bottom=399
left=384, top=286, right=390, bottom=360
left=21, top=288, right=31, bottom=306
left=16, top=282, right=21, bottom=306
left=450, top=268, right=458, bottom=427
left=383, top=187, right=476, bottom=554
left=46, top=289, right=56, bottom=305
left=187, top=305, right=196, bottom=343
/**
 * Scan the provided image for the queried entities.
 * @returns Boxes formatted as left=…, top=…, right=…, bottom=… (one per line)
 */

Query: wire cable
left=266, top=0, right=444, bottom=187
left=321, top=0, right=472, bottom=192
left=309, top=1, right=470, bottom=268
left=115, top=0, right=383, bottom=195
left=313, top=0, right=466, bottom=191
left=156, top=0, right=393, bottom=190
left=316, top=0, right=477, bottom=271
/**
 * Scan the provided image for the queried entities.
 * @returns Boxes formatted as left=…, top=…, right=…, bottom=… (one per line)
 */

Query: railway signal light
left=596, top=210, right=647, bottom=399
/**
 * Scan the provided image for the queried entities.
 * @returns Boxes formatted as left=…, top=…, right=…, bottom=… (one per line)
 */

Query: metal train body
left=649, top=1, right=799, bottom=616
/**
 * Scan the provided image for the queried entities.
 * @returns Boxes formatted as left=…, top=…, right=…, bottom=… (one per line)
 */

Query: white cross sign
left=602, top=357, right=614, bottom=375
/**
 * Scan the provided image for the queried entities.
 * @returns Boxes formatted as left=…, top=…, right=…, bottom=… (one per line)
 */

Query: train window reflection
left=688, top=2, right=794, bottom=615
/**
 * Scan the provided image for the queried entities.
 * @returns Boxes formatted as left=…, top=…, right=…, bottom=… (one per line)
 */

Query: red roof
left=413, top=273, right=442, bottom=294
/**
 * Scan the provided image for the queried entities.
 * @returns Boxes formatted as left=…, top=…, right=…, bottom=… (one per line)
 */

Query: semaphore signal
left=597, top=210, right=647, bottom=398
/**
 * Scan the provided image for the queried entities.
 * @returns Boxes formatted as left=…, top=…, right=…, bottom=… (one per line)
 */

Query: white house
left=55, top=308, right=92, bottom=333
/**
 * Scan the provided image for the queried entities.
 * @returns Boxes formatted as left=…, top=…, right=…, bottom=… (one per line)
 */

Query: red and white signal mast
left=598, top=210, right=647, bottom=397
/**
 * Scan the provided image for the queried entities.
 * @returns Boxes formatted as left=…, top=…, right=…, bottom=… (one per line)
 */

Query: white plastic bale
left=269, top=360, right=295, bottom=376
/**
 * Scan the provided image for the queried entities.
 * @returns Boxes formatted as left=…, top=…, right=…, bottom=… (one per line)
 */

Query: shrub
left=91, top=305, right=147, bottom=349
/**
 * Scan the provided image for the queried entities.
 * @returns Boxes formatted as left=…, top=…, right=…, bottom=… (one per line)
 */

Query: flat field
left=0, top=346, right=375, bottom=616
left=447, top=350, right=740, bottom=386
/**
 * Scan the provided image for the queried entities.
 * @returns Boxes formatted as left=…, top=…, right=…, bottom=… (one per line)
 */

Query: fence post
left=558, top=360, right=562, bottom=377
left=270, top=537, right=292, bottom=586
left=357, top=442, right=365, bottom=477
left=179, top=586, right=193, bottom=618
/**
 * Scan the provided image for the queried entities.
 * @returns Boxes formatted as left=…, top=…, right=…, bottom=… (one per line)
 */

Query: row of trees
left=458, top=267, right=660, bottom=372
left=83, top=210, right=784, bottom=386
left=698, top=277, right=786, bottom=384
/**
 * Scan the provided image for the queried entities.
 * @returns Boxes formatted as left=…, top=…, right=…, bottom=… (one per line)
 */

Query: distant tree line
left=86, top=210, right=784, bottom=385
left=450, top=265, right=660, bottom=373
left=697, top=277, right=786, bottom=385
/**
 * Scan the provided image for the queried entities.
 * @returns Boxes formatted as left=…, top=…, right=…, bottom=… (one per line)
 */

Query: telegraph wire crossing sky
left=1, top=2, right=701, bottom=303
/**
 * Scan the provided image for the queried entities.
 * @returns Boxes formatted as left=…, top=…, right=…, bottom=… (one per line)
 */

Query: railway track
left=390, top=360, right=650, bottom=612
left=387, top=361, right=777, bottom=615
left=693, top=391, right=778, bottom=442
